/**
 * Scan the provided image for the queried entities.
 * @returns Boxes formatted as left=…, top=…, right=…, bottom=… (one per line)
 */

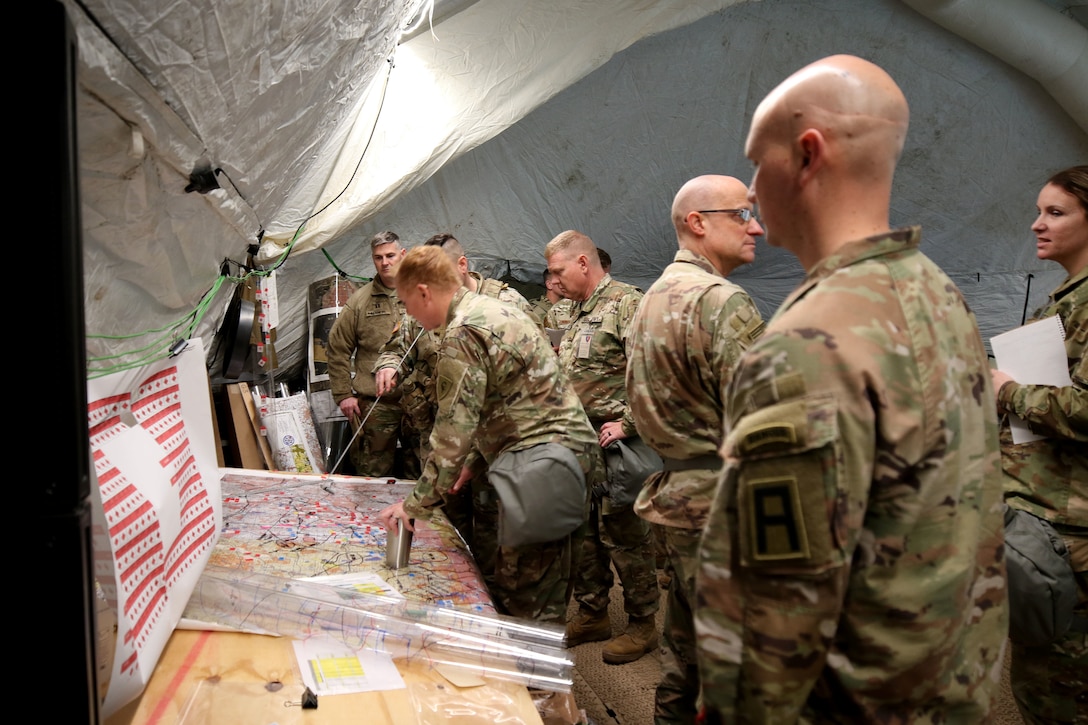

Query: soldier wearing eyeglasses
left=626, top=174, right=765, bottom=721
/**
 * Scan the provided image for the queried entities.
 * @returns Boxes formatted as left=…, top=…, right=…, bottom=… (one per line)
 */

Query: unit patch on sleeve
left=746, top=476, right=809, bottom=561
left=435, top=355, right=469, bottom=407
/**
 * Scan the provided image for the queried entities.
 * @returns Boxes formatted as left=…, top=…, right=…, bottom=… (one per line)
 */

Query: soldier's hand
left=990, top=368, right=1014, bottom=405
left=599, top=420, right=628, bottom=448
left=375, top=368, right=399, bottom=396
left=449, top=466, right=473, bottom=494
left=378, top=501, right=413, bottom=532
left=339, top=397, right=361, bottom=421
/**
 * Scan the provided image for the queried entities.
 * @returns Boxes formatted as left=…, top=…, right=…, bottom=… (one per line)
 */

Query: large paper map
left=182, top=470, right=494, bottom=622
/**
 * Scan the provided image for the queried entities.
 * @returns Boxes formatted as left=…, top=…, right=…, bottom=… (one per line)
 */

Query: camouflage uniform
left=997, top=263, right=1087, bottom=724
left=547, top=297, right=578, bottom=330
left=377, top=274, right=544, bottom=579
left=530, top=293, right=554, bottom=325
left=476, top=273, right=545, bottom=327
left=626, top=249, right=764, bottom=722
left=549, top=275, right=660, bottom=626
left=375, top=316, right=440, bottom=462
left=694, top=227, right=1008, bottom=723
left=400, top=288, right=599, bottom=624
left=326, top=277, right=410, bottom=477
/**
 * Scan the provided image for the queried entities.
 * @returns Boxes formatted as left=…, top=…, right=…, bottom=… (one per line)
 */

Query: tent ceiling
left=69, top=0, right=1087, bottom=385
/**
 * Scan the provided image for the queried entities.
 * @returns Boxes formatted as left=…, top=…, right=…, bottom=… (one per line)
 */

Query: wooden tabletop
left=104, top=628, right=544, bottom=724
left=102, top=622, right=544, bottom=718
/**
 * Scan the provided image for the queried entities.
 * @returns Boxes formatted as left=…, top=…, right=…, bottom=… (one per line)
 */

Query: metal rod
left=1021, top=273, right=1034, bottom=326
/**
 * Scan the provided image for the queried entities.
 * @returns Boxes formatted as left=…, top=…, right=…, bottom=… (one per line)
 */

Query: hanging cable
left=261, top=46, right=398, bottom=276
left=322, top=248, right=372, bottom=284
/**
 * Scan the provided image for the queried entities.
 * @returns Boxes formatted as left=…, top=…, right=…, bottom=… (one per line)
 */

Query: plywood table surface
left=105, top=628, right=543, bottom=724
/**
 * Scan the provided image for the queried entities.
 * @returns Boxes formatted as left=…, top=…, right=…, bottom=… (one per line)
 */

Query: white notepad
left=990, top=315, right=1071, bottom=444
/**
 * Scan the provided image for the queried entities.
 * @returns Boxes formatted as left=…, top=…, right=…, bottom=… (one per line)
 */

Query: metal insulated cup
left=386, top=518, right=414, bottom=569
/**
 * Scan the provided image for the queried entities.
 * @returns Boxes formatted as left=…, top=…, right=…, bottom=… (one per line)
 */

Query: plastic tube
left=188, top=565, right=574, bottom=691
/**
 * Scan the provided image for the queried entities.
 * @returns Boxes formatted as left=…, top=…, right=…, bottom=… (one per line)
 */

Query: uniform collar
left=674, top=248, right=722, bottom=277
left=373, top=275, right=396, bottom=294
left=578, top=273, right=613, bottom=315
left=1052, top=263, right=1087, bottom=302
left=782, top=226, right=921, bottom=310
left=446, top=286, right=471, bottom=326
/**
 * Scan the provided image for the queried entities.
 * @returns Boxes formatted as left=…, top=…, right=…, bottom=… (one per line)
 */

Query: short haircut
left=597, top=248, right=612, bottom=270
left=370, top=230, right=400, bottom=250
left=396, top=245, right=462, bottom=292
left=544, top=230, right=596, bottom=262
left=424, top=232, right=464, bottom=266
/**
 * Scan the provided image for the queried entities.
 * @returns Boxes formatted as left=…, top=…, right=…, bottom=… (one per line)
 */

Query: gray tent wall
left=73, top=0, right=1087, bottom=384
left=279, top=0, right=1086, bottom=383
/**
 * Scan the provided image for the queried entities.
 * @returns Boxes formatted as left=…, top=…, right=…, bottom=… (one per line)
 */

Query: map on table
left=181, top=470, right=570, bottom=693
left=181, top=470, right=494, bottom=626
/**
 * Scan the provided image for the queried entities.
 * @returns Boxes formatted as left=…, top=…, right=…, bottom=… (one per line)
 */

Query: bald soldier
left=694, top=55, right=1008, bottom=722
left=377, top=245, right=600, bottom=623
left=626, top=174, right=765, bottom=721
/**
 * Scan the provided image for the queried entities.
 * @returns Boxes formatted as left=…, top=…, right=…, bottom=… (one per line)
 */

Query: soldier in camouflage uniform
left=991, top=165, right=1087, bottom=725
left=377, top=245, right=599, bottom=624
left=694, top=55, right=1008, bottom=723
left=326, top=231, right=415, bottom=477
left=626, top=174, right=765, bottom=723
left=374, top=233, right=543, bottom=582
left=530, top=268, right=562, bottom=322
left=545, top=230, right=660, bottom=664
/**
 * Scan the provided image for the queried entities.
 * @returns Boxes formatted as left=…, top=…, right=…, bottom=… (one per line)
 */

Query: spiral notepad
left=990, top=315, right=1071, bottom=444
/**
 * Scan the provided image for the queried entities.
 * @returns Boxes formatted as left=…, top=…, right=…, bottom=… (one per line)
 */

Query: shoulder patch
left=436, top=372, right=456, bottom=404
left=435, top=354, right=470, bottom=407
left=738, top=423, right=797, bottom=454
left=728, top=393, right=842, bottom=572
left=746, top=476, right=809, bottom=561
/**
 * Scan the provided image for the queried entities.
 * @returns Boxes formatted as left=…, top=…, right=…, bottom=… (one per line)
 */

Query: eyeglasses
left=696, top=208, right=758, bottom=223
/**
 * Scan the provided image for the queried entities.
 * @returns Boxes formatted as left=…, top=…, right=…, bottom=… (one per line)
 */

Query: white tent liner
left=71, top=0, right=1088, bottom=382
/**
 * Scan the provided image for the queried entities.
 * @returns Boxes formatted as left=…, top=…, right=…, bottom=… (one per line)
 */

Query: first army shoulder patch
left=747, top=476, right=810, bottom=561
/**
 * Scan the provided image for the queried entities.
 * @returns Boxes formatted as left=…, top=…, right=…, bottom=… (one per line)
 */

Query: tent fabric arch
left=70, top=0, right=1087, bottom=382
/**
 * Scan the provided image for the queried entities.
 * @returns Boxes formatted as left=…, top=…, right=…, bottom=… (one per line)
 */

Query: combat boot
left=565, top=608, right=612, bottom=647
left=602, top=615, right=659, bottom=664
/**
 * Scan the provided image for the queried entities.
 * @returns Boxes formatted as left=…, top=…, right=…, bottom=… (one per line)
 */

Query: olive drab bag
left=1003, top=504, right=1078, bottom=645
left=602, top=435, right=663, bottom=508
left=487, top=443, right=587, bottom=548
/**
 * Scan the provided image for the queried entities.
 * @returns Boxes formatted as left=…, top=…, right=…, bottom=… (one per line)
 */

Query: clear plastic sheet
left=408, top=681, right=535, bottom=725
left=188, top=565, right=573, bottom=692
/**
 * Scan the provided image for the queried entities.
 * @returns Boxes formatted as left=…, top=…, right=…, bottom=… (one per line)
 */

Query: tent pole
left=1021, top=273, right=1034, bottom=326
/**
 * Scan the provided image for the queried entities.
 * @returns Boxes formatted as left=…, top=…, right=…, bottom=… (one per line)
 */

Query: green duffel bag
left=487, top=442, right=587, bottom=548
left=1003, top=504, right=1078, bottom=646
left=602, top=435, right=663, bottom=508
